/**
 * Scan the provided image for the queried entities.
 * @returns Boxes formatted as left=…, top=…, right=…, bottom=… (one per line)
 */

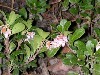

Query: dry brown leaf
left=61, top=45, right=74, bottom=54
left=48, top=59, right=72, bottom=73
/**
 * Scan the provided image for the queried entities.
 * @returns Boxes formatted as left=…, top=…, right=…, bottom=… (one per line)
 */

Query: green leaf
left=0, top=43, right=3, bottom=51
left=66, top=53, right=77, bottom=65
left=12, top=68, right=19, bottom=75
left=64, top=31, right=72, bottom=36
left=69, top=7, right=78, bottom=15
left=90, top=39, right=98, bottom=47
left=85, top=40, right=94, bottom=55
left=82, top=67, right=89, bottom=74
left=22, top=20, right=32, bottom=30
left=64, top=21, right=71, bottom=31
left=46, top=47, right=59, bottom=57
left=57, top=19, right=71, bottom=33
left=94, top=28, right=100, bottom=38
left=62, top=0, right=69, bottom=9
left=77, top=60, right=85, bottom=66
left=70, top=28, right=85, bottom=43
left=74, top=41, right=86, bottom=51
left=74, top=41, right=86, bottom=59
left=95, top=50, right=100, bottom=57
left=60, top=19, right=67, bottom=26
left=63, top=53, right=78, bottom=65
left=95, top=50, right=100, bottom=62
left=39, top=46, right=48, bottom=53
left=0, top=20, right=3, bottom=26
left=57, top=25, right=63, bottom=32
left=19, top=7, right=27, bottom=19
left=27, top=60, right=37, bottom=68
left=24, top=44, right=30, bottom=59
left=69, top=0, right=80, bottom=3
left=38, top=53, right=45, bottom=58
left=12, top=23, right=25, bottom=34
left=8, top=11, right=21, bottom=25
left=80, top=3, right=93, bottom=10
left=0, top=52, right=5, bottom=58
left=93, top=64, right=100, bottom=75
left=26, top=0, right=37, bottom=7
left=9, top=42, right=16, bottom=53
left=11, top=50, right=25, bottom=59
left=63, top=58, right=72, bottom=65
left=30, top=35, right=43, bottom=54
left=36, top=28, right=50, bottom=39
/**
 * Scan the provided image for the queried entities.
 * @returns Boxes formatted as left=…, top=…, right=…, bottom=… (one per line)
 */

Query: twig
left=0, top=4, right=17, bottom=11
left=25, top=47, right=41, bottom=64
left=4, top=38, right=11, bottom=75
left=4, top=38, right=10, bottom=54
left=25, top=40, right=47, bottom=64
left=16, top=39, right=23, bottom=50
left=11, top=0, right=14, bottom=10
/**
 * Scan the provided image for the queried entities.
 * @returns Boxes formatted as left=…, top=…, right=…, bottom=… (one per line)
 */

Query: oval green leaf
left=12, top=23, right=25, bottom=34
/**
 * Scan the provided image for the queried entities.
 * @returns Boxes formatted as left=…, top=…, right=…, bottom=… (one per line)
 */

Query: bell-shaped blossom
left=96, top=41, right=100, bottom=51
left=25, top=32, right=35, bottom=41
left=46, top=34, right=68, bottom=50
left=54, top=34, right=68, bottom=47
left=1, top=26, right=11, bottom=38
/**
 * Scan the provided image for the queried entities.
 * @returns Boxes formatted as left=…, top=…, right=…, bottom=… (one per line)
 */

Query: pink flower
left=46, top=41, right=52, bottom=50
left=25, top=32, right=35, bottom=41
left=1, top=26, right=11, bottom=38
left=46, top=41, right=60, bottom=50
left=54, top=34, right=68, bottom=47
left=46, top=34, right=68, bottom=50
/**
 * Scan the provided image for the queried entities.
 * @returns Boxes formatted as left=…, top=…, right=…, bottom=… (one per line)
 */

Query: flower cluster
left=46, top=34, right=68, bottom=50
left=25, top=32, right=35, bottom=42
left=1, top=25, right=11, bottom=38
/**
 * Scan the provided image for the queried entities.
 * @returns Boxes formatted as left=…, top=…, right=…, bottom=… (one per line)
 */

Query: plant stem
left=4, top=38, right=11, bottom=75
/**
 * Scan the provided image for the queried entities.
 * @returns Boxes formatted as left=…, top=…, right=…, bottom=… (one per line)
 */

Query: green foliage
left=22, top=20, right=32, bottom=30
left=0, top=43, right=3, bottom=51
left=94, top=28, right=100, bottom=38
left=69, top=7, right=78, bottom=15
left=46, top=47, right=60, bottom=57
left=9, top=42, right=16, bottom=53
left=29, top=35, right=43, bottom=54
left=26, top=0, right=48, bottom=15
left=69, top=0, right=80, bottom=3
left=69, top=28, right=85, bottom=44
left=74, top=41, right=86, bottom=59
left=80, top=2, right=93, bottom=10
left=7, top=11, right=21, bottom=25
left=27, top=60, right=37, bottom=68
left=19, top=8, right=27, bottom=19
left=85, top=40, right=94, bottom=55
left=12, top=68, right=19, bottom=75
left=12, top=23, right=25, bottom=34
left=93, top=64, right=100, bottom=75
left=0, top=0, right=99, bottom=74
left=95, top=50, right=100, bottom=63
left=63, top=53, right=78, bottom=65
left=57, top=19, right=71, bottom=33
left=24, top=44, right=31, bottom=60
left=62, top=0, right=69, bottom=10
left=36, top=28, right=50, bottom=39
